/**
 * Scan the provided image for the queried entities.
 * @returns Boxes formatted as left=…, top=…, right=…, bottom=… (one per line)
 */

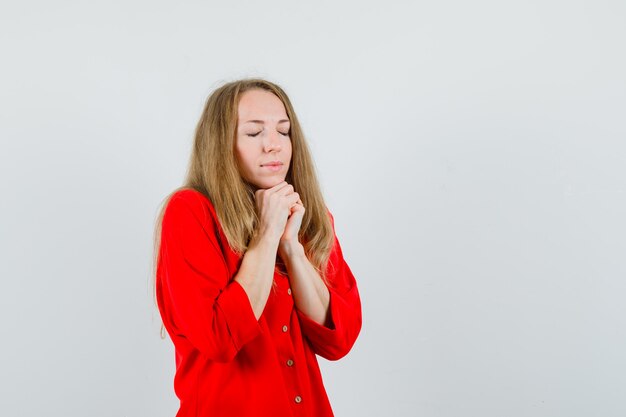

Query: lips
left=261, top=161, right=284, bottom=172
left=261, top=161, right=283, bottom=167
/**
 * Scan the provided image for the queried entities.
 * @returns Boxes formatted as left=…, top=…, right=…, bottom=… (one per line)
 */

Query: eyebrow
left=243, top=119, right=290, bottom=124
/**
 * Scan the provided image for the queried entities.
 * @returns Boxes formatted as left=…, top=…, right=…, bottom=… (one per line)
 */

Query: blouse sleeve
left=158, top=193, right=262, bottom=362
left=295, top=212, right=362, bottom=361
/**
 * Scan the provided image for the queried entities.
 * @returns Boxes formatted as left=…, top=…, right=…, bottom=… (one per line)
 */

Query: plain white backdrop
left=1, top=1, right=625, bottom=416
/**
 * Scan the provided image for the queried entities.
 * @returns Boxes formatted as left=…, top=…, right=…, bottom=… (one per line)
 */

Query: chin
left=254, top=176, right=287, bottom=190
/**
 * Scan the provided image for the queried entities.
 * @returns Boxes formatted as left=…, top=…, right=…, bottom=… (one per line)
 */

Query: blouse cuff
left=216, top=280, right=263, bottom=351
left=296, top=287, right=342, bottom=344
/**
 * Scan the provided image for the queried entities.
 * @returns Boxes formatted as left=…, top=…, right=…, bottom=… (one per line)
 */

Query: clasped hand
left=253, top=181, right=305, bottom=258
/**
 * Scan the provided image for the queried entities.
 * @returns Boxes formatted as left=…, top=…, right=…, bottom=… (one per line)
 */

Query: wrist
left=278, top=240, right=305, bottom=260
left=250, top=231, right=281, bottom=253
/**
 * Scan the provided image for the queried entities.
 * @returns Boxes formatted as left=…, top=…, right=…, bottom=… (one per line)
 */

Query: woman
left=153, top=78, right=362, bottom=416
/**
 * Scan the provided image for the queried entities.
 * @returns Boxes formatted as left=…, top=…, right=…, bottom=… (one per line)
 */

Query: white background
left=1, top=1, right=625, bottom=416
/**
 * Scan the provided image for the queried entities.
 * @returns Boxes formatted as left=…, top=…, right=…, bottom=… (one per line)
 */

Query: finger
left=254, top=182, right=289, bottom=203
left=286, top=193, right=300, bottom=207
left=268, top=181, right=289, bottom=194
left=275, top=184, right=295, bottom=197
left=257, top=182, right=289, bottom=198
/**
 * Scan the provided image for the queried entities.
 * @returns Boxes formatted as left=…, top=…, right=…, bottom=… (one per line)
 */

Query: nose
left=263, top=130, right=282, bottom=153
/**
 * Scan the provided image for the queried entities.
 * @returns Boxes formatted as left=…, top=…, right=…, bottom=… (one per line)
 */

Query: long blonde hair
left=152, top=78, right=334, bottom=303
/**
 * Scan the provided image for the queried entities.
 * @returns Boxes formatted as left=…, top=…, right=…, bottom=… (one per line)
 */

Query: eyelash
left=247, top=131, right=289, bottom=137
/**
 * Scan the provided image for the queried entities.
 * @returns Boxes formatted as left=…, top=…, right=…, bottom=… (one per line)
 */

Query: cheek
left=235, top=144, right=253, bottom=167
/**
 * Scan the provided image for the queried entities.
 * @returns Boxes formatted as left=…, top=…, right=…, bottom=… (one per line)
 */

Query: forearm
left=234, top=235, right=280, bottom=319
left=281, top=243, right=331, bottom=326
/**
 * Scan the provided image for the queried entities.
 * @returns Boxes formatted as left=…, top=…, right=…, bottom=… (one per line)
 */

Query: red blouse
left=156, top=189, right=362, bottom=417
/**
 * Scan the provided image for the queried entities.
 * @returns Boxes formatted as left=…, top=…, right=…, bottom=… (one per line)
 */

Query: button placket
left=276, top=314, right=301, bottom=408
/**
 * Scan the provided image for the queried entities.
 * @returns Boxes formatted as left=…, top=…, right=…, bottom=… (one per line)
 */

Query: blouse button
left=282, top=325, right=288, bottom=332
left=294, top=395, right=302, bottom=404
left=287, top=288, right=292, bottom=295
left=286, top=359, right=294, bottom=367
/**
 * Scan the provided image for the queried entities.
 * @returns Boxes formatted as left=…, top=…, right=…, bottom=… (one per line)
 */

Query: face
left=235, top=89, right=292, bottom=190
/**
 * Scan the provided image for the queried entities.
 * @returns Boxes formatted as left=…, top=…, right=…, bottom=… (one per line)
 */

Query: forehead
left=237, top=89, right=289, bottom=123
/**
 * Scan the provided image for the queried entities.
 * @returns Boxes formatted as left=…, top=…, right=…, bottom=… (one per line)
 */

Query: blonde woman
left=153, top=78, right=362, bottom=416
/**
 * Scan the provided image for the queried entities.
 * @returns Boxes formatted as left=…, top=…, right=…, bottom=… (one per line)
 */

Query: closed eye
left=247, top=131, right=290, bottom=137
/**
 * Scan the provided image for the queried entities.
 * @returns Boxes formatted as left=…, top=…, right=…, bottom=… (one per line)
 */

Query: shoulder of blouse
left=163, top=188, right=222, bottom=234
left=167, top=188, right=216, bottom=215
left=169, top=188, right=212, bottom=206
